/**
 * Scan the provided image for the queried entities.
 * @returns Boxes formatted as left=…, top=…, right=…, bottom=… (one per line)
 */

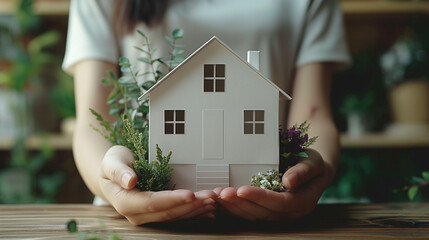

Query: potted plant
left=0, top=0, right=61, bottom=138
left=340, top=92, right=375, bottom=136
left=380, top=34, right=429, bottom=135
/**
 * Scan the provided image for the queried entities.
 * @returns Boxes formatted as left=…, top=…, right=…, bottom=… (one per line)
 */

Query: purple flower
left=297, top=134, right=308, bottom=147
left=287, top=127, right=301, bottom=140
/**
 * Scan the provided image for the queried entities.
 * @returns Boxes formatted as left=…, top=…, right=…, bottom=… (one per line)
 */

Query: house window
left=244, top=110, right=264, bottom=134
left=204, top=64, right=225, bottom=92
left=165, top=110, right=185, bottom=134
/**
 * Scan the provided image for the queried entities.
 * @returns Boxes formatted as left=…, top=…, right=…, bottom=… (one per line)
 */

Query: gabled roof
left=138, top=36, right=292, bottom=100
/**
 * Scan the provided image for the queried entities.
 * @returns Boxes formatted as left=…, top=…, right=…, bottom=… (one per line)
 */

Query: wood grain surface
left=0, top=203, right=428, bottom=239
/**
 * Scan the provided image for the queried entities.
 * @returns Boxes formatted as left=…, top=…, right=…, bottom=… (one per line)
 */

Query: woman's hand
left=215, top=149, right=335, bottom=221
left=99, top=145, right=217, bottom=225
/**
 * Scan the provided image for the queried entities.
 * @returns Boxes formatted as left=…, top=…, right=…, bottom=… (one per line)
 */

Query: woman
left=63, top=0, right=349, bottom=225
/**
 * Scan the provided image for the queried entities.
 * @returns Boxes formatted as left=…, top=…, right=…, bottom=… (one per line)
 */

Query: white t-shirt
left=63, top=0, right=350, bottom=126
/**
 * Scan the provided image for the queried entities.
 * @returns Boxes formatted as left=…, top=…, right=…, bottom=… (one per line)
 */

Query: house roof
left=138, top=36, right=292, bottom=100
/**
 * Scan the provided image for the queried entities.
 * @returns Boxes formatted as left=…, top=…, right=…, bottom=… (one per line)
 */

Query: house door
left=202, top=109, right=224, bottom=160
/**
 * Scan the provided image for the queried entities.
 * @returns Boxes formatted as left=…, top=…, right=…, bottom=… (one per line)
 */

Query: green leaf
left=118, top=76, right=132, bottom=84
left=137, top=29, right=147, bottom=39
left=108, top=71, right=118, bottom=81
left=101, top=78, right=112, bottom=86
left=110, top=234, right=123, bottom=240
left=109, top=107, right=122, bottom=117
left=281, top=152, right=291, bottom=159
left=142, top=81, right=155, bottom=90
left=120, top=66, right=133, bottom=73
left=134, top=46, right=148, bottom=54
left=172, top=55, right=185, bottom=63
left=411, top=176, right=425, bottom=184
left=163, top=35, right=173, bottom=46
left=408, top=186, right=419, bottom=200
left=119, top=57, right=130, bottom=66
left=422, top=171, right=429, bottom=180
left=172, top=28, right=184, bottom=39
left=172, top=47, right=186, bottom=55
left=296, top=152, right=309, bottom=158
left=151, top=58, right=163, bottom=64
left=137, top=57, right=150, bottom=64
left=67, top=220, right=77, bottom=233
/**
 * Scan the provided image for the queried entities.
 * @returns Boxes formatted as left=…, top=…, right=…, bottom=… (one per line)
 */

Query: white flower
left=394, top=42, right=411, bottom=66
left=272, top=180, right=279, bottom=185
left=380, top=52, right=396, bottom=72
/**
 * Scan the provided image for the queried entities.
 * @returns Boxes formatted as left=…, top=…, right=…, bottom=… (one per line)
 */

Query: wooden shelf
left=0, top=134, right=72, bottom=150
left=0, top=0, right=70, bottom=15
left=341, top=133, right=429, bottom=148
left=1, top=1, right=429, bottom=16
left=342, top=1, right=429, bottom=15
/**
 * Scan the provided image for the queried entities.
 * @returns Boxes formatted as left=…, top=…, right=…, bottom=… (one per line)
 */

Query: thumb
left=282, top=149, right=324, bottom=190
left=101, top=145, right=137, bottom=189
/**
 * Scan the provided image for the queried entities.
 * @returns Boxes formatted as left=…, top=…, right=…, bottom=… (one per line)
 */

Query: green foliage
left=408, top=186, right=419, bottom=200
left=91, top=29, right=185, bottom=191
left=251, top=170, right=285, bottom=192
left=0, top=137, right=65, bottom=204
left=133, top=144, right=174, bottom=191
left=0, top=0, right=61, bottom=91
left=50, top=69, right=76, bottom=118
left=401, top=171, right=429, bottom=201
left=340, top=92, right=375, bottom=116
left=66, top=219, right=122, bottom=240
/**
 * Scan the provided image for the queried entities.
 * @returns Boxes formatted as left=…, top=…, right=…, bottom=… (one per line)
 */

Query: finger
left=217, top=197, right=255, bottom=221
left=219, top=187, right=237, bottom=200
left=100, top=178, right=195, bottom=216
left=283, top=149, right=324, bottom=190
left=195, top=211, right=217, bottom=219
left=102, top=145, right=137, bottom=189
left=220, top=194, right=274, bottom=221
left=127, top=198, right=215, bottom=225
left=236, top=186, right=294, bottom=213
left=195, top=190, right=218, bottom=201
left=175, top=199, right=216, bottom=221
left=213, top=187, right=223, bottom=197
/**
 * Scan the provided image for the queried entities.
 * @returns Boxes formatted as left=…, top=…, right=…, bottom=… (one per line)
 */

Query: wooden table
left=1, top=203, right=428, bottom=239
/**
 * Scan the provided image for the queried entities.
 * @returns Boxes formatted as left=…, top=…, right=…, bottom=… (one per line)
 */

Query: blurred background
left=0, top=0, right=428, bottom=204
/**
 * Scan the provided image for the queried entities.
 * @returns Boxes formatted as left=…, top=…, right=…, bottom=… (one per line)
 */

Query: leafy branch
left=90, top=29, right=186, bottom=191
left=395, top=171, right=429, bottom=200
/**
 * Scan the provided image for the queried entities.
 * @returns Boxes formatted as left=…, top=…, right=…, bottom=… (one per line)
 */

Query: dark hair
left=114, top=0, right=170, bottom=33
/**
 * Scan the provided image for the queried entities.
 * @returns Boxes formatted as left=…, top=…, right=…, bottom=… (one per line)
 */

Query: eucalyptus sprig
left=90, top=29, right=186, bottom=191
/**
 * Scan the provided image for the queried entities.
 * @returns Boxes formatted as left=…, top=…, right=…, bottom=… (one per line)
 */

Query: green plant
left=0, top=0, right=60, bottom=91
left=381, top=35, right=429, bottom=88
left=279, top=121, right=317, bottom=174
left=251, top=170, right=284, bottom=192
left=252, top=122, right=317, bottom=192
left=396, top=171, right=429, bottom=201
left=50, top=69, right=76, bottom=119
left=67, top=219, right=122, bottom=240
left=0, top=137, right=65, bottom=203
left=340, top=92, right=375, bottom=117
left=91, top=29, right=186, bottom=191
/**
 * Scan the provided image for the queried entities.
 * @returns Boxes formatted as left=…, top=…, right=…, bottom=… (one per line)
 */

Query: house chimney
left=247, top=51, right=260, bottom=71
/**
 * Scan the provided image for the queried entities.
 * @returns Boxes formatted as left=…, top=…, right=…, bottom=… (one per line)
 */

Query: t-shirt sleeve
left=296, top=0, right=351, bottom=70
left=62, top=0, right=118, bottom=75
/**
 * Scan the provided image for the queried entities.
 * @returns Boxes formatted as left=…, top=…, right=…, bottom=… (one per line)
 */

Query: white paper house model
left=139, top=36, right=291, bottom=191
